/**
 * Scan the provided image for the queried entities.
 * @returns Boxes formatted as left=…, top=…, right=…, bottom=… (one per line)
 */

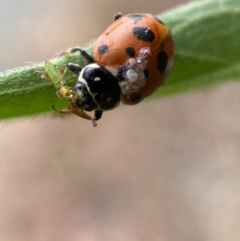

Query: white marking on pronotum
left=105, top=66, right=118, bottom=76
left=94, top=77, right=101, bottom=81
left=78, top=64, right=102, bottom=109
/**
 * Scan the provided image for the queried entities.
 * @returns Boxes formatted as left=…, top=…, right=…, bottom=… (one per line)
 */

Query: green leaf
left=152, top=0, right=240, bottom=98
left=0, top=46, right=93, bottom=119
left=0, top=0, right=239, bottom=119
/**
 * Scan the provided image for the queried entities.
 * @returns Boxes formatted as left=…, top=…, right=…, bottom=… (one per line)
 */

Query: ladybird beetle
left=62, top=12, right=174, bottom=123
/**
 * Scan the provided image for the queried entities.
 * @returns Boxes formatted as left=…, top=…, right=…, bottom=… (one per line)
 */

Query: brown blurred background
left=0, top=0, right=240, bottom=240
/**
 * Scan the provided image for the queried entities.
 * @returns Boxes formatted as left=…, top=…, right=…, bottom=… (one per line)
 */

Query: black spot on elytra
left=144, top=68, right=149, bottom=79
left=132, top=95, right=141, bottom=103
left=157, top=51, right=168, bottom=73
left=128, top=14, right=143, bottom=22
left=132, top=27, right=155, bottom=42
left=125, top=47, right=135, bottom=57
left=154, top=17, right=165, bottom=25
left=98, top=45, right=108, bottom=54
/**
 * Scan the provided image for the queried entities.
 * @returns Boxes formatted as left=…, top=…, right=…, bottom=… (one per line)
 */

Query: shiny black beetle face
left=74, top=63, right=121, bottom=112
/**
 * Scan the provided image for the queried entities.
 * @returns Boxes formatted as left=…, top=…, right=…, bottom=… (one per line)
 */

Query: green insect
left=37, top=60, right=97, bottom=126
left=43, top=60, right=67, bottom=89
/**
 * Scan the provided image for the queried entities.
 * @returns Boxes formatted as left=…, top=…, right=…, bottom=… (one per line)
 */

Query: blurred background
left=0, top=0, right=240, bottom=240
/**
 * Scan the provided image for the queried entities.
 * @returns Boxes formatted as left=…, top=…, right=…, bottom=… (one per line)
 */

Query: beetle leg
left=70, top=48, right=94, bottom=64
left=60, top=47, right=94, bottom=64
left=94, top=110, right=103, bottom=120
left=65, top=63, right=82, bottom=75
left=53, top=98, right=97, bottom=126
left=113, top=12, right=122, bottom=21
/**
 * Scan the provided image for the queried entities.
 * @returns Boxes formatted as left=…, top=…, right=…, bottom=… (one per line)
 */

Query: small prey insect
left=38, top=60, right=98, bottom=127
